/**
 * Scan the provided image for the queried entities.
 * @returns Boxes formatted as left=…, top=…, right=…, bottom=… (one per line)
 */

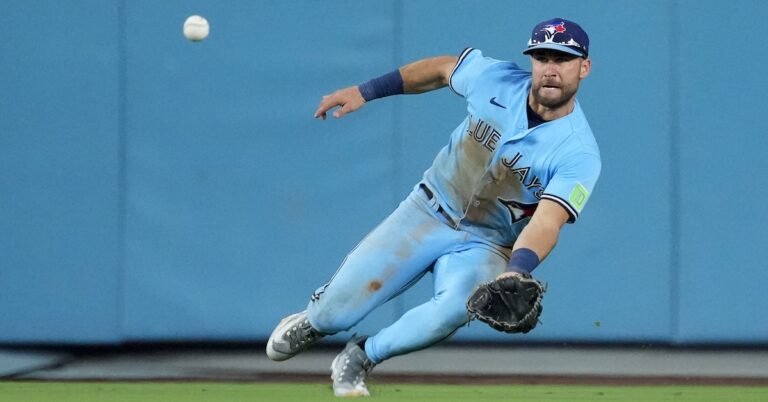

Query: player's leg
left=363, top=242, right=508, bottom=363
left=267, top=190, right=461, bottom=361
left=330, top=242, right=507, bottom=396
left=307, top=192, right=464, bottom=333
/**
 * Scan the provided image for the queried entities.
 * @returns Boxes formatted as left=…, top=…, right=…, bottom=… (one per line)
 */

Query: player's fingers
left=313, top=98, right=329, bottom=118
left=333, top=102, right=358, bottom=118
left=333, top=97, right=365, bottom=118
left=314, top=87, right=363, bottom=119
left=314, top=96, right=337, bottom=119
left=313, top=107, right=327, bottom=119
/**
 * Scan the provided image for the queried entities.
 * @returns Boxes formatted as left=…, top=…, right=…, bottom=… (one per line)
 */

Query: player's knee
left=428, top=297, right=470, bottom=334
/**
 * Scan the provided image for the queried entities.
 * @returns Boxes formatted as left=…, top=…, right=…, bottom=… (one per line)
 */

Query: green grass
left=2, top=382, right=768, bottom=402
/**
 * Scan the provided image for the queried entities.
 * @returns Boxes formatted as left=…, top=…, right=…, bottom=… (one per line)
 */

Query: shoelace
left=286, top=319, right=317, bottom=350
left=337, top=352, right=373, bottom=386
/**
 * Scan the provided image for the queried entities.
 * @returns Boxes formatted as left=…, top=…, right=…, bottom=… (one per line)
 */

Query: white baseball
left=183, top=15, right=209, bottom=42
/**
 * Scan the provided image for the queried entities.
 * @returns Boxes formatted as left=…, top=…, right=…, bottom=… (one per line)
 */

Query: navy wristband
left=507, top=248, right=540, bottom=274
left=358, top=70, right=404, bottom=101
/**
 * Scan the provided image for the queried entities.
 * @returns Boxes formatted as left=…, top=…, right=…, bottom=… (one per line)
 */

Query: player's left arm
left=513, top=200, right=568, bottom=260
left=469, top=201, right=563, bottom=331
left=500, top=151, right=601, bottom=278
left=496, top=200, right=568, bottom=280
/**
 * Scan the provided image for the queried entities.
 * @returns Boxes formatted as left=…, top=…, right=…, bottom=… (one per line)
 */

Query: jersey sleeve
left=448, top=48, right=494, bottom=97
left=541, top=153, right=601, bottom=223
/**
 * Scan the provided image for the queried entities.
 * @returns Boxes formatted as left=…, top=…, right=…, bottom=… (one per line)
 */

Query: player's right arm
left=401, top=56, right=457, bottom=93
left=313, top=56, right=458, bottom=120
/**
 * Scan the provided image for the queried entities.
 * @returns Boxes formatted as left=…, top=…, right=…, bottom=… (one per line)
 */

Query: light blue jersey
left=422, top=48, right=601, bottom=246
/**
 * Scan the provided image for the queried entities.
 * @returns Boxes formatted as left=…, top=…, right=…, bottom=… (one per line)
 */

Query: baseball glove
left=466, top=272, right=546, bottom=334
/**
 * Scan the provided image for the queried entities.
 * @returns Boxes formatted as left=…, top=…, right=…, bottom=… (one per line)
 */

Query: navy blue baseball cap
left=522, top=18, right=589, bottom=58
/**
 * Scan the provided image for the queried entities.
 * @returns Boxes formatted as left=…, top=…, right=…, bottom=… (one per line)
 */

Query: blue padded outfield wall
left=1, top=0, right=767, bottom=345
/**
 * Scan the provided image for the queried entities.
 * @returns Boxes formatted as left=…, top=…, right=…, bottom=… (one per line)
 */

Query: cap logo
left=542, top=22, right=567, bottom=39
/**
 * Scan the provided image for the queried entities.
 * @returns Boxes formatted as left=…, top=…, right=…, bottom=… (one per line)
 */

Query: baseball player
left=267, top=18, right=600, bottom=397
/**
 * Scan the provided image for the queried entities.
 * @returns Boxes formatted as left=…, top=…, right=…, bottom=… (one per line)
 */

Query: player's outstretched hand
left=314, top=86, right=366, bottom=120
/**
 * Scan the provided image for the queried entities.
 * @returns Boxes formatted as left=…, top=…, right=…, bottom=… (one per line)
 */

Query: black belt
left=419, top=184, right=454, bottom=225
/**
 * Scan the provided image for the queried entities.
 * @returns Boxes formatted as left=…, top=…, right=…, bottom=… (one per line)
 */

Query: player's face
left=529, top=50, right=591, bottom=110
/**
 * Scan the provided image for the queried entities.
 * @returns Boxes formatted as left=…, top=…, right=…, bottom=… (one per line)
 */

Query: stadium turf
left=2, top=382, right=768, bottom=402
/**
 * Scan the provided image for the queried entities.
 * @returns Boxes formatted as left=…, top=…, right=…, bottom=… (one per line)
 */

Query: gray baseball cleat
left=331, top=336, right=376, bottom=397
left=266, top=311, right=324, bottom=361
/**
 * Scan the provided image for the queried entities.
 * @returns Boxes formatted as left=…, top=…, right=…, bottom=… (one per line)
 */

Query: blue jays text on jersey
left=420, top=47, right=601, bottom=247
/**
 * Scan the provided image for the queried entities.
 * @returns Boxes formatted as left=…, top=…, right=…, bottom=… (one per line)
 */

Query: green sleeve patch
left=569, top=183, right=590, bottom=213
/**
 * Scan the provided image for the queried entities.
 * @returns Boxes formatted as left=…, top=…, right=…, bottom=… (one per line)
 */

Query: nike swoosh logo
left=490, top=97, right=506, bottom=109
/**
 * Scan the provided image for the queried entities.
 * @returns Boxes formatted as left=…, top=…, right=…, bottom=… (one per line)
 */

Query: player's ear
left=579, top=58, right=592, bottom=79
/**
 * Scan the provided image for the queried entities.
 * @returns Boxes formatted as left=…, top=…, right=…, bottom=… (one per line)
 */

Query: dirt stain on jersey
left=394, top=219, right=437, bottom=260
left=365, top=265, right=400, bottom=294
left=368, top=280, right=382, bottom=292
